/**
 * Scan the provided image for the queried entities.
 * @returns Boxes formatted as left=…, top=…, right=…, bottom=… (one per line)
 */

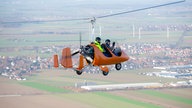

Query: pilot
left=94, top=37, right=104, bottom=52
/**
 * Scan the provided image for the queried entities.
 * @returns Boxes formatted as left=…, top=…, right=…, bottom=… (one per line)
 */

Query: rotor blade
left=96, top=0, right=185, bottom=19
left=79, top=32, right=82, bottom=47
left=1, top=17, right=90, bottom=24
left=1, top=0, right=185, bottom=24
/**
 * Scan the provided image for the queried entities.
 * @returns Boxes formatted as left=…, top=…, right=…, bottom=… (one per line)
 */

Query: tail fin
left=61, top=48, right=73, bottom=68
left=53, top=54, right=59, bottom=68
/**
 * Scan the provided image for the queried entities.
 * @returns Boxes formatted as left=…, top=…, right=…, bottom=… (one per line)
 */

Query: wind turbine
left=132, top=24, right=135, bottom=38
left=167, top=26, right=170, bottom=40
left=139, top=27, right=142, bottom=40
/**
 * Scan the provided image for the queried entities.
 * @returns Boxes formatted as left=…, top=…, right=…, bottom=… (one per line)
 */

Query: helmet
left=95, top=37, right=101, bottom=42
left=105, top=39, right=110, bottom=43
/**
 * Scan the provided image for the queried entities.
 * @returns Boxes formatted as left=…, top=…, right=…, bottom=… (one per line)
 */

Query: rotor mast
left=90, top=17, right=96, bottom=42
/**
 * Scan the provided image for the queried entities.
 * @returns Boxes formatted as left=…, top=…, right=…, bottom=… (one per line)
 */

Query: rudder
left=53, top=54, right=59, bottom=68
left=61, top=48, right=73, bottom=68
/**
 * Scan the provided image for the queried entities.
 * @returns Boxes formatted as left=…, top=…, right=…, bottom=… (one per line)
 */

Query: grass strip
left=140, top=90, right=192, bottom=105
left=94, top=92, right=162, bottom=108
left=20, top=81, right=70, bottom=93
left=61, top=93, right=146, bottom=108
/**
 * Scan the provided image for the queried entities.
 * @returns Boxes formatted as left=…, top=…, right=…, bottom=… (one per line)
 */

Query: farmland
left=0, top=69, right=192, bottom=108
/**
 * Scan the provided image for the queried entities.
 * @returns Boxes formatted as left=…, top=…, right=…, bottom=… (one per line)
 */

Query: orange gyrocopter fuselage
left=54, top=43, right=129, bottom=76
left=90, top=44, right=128, bottom=66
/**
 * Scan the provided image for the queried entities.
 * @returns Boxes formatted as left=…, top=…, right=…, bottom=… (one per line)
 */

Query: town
left=1, top=42, right=191, bottom=80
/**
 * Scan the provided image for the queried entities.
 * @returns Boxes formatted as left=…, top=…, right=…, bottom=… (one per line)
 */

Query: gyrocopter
left=53, top=0, right=185, bottom=76
left=53, top=35, right=129, bottom=76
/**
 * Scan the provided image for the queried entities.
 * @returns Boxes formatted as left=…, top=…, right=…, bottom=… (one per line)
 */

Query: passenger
left=104, top=39, right=121, bottom=56
left=105, top=39, right=115, bottom=51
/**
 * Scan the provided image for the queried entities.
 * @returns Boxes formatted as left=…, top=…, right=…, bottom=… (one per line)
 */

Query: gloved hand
left=112, top=42, right=115, bottom=46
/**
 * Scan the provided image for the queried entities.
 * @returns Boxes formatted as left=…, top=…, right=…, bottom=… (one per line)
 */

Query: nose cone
left=123, top=55, right=129, bottom=62
left=121, top=51, right=129, bottom=62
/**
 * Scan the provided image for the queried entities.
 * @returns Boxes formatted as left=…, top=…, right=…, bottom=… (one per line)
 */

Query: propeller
left=71, top=32, right=83, bottom=56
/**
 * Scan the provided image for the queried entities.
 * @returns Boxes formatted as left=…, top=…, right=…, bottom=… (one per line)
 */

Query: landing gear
left=102, top=71, right=109, bottom=76
left=75, top=69, right=83, bottom=75
left=100, top=66, right=109, bottom=76
left=115, top=63, right=122, bottom=70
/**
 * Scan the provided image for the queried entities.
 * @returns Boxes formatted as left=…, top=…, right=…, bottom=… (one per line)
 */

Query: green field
left=60, top=92, right=162, bottom=108
left=139, top=90, right=192, bottom=105
left=20, top=81, right=70, bottom=93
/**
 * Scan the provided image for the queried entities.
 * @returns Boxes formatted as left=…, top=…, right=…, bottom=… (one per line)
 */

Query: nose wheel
left=102, top=71, right=109, bottom=76
left=75, top=69, right=83, bottom=75
left=115, top=63, right=122, bottom=70
left=100, top=66, right=109, bottom=76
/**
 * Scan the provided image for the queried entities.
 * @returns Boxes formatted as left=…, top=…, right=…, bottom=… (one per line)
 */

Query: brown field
left=0, top=69, right=192, bottom=108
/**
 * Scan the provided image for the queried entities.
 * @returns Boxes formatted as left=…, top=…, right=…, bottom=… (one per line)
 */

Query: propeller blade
left=71, top=33, right=83, bottom=56
left=71, top=50, right=80, bottom=56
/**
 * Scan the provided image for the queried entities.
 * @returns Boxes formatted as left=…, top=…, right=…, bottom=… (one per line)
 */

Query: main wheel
left=102, top=71, right=109, bottom=76
left=76, top=70, right=83, bottom=75
left=115, top=63, right=122, bottom=70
